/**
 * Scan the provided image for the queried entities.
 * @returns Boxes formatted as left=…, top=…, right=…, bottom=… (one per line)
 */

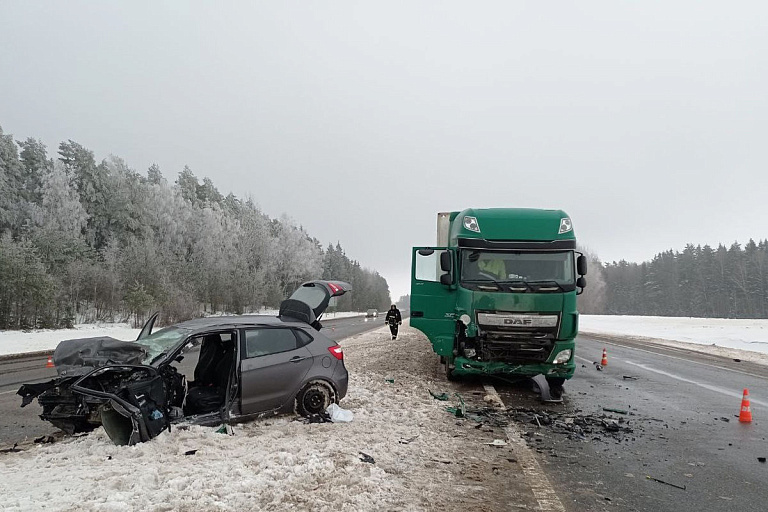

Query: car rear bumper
left=333, top=364, right=349, bottom=399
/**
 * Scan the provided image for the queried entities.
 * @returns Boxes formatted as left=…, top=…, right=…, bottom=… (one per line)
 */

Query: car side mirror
left=577, top=255, right=588, bottom=276
left=576, top=276, right=587, bottom=295
left=440, top=273, right=453, bottom=286
left=440, top=251, right=452, bottom=272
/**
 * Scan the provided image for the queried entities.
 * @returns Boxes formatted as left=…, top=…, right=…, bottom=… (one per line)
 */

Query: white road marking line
left=574, top=355, right=593, bottom=364
left=482, top=383, right=566, bottom=512
left=624, top=360, right=768, bottom=408
left=0, top=389, right=18, bottom=395
left=580, top=337, right=767, bottom=380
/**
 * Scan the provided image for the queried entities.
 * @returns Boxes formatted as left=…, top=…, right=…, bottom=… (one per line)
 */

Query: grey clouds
left=1, top=1, right=766, bottom=299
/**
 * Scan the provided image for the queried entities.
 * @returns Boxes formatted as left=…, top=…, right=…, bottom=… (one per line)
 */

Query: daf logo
left=504, top=318, right=532, bottom=325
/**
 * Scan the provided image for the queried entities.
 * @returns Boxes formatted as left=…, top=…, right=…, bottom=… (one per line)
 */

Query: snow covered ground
left=581, top=315, right=768, bottom=364
left=0, top=311, right=363, bottom=358
left=0, top=323, right=536, bottom=512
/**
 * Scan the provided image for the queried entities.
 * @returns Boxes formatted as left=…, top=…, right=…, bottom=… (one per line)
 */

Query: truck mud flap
left=531, top=374, right=563, bottom=403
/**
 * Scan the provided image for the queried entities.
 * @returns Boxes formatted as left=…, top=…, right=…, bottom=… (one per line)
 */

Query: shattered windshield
left=139, top=326, right=193, bottom=365
left=460, top=250, right=575, bottom=286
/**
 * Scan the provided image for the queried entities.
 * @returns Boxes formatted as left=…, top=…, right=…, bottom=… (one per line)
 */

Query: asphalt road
left=494, top=334, right=768, bottom=512
left=0, top=313, right=390, bottom=446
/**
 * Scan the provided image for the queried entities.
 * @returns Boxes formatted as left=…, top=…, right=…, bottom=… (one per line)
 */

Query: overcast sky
left=1, top=1, right=766, bottom=300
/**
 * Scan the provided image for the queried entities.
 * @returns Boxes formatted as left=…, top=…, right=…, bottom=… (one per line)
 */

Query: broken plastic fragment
left=326, top=403, right=354, bottom=423
left=485, top=439, right=507, bottom=447
left=429, top=390, right=450, bottom=401
left=359, top=452, right=375, bottom=464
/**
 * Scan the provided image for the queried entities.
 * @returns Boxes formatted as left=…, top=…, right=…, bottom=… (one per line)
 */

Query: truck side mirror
left=577, top=255, right=588, bottom=276
left=576, top=276, right=587, bottom=295
left=440, top=251, right=452, bottom=272
left=440, top=273, right=453, bottom=286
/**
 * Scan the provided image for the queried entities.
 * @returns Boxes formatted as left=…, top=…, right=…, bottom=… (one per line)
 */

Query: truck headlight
left=552, top=349, right=572, bottom=364
left=459, top=314, right=471, bottom=326
left=558, top=218, right=573, bottom=234
left=463, top=216, right=480, bottom=233
left=464, top=348, right=476, bottom=358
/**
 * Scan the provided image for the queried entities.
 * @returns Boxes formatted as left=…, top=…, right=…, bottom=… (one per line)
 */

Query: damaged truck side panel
left=410, top=208, right=587, bottom=385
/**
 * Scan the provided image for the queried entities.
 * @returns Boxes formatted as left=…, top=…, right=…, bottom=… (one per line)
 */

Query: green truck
left=410, top=208, right=587, bottom=388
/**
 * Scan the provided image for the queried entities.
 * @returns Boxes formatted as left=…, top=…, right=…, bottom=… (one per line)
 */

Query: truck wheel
left=295, top=381, right=336, bottom=417
left=546, top=377, right=566, bottom=388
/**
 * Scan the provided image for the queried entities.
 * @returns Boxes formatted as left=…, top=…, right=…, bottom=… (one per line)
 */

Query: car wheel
left=295, top=380, right=336, bottom=417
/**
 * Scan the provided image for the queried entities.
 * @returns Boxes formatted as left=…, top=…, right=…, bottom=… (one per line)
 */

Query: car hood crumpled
left=53, top=337, right=148, bottom=376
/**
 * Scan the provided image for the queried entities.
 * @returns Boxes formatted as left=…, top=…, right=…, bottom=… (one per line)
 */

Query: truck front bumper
left=451, top=339, right=576, bottom=380
left=453, top=358, right=575, bottom=379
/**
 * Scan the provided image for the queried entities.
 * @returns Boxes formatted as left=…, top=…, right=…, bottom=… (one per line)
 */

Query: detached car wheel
left=296, top=381, right=336, bottom=416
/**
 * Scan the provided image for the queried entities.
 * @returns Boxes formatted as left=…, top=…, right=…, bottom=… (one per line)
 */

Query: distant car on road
left=365, top=309, right=378, bottom=318
left=18, top=280, right=351, bottom=445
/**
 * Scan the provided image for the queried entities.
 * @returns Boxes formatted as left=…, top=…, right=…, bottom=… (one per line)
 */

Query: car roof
left=172, top=315, right=307, bottom=333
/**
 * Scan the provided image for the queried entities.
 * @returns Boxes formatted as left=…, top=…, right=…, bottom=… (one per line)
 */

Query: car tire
left=295, top=380, right=336, bottom=417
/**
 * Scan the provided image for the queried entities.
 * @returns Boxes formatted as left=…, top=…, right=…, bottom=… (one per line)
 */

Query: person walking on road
left=385, top=304, right=402, bottom=340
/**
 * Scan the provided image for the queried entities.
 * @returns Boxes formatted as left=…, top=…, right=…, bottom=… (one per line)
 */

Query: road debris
left=485, top=439, right=507, bottom=447
left=326, top=403, right=354, bottom=423
left=399, top=435, right=420, bottom=445
left=602, top=407, right=629, bottom=415
left=184, top=449, right=197, bottom=456
left=429, top=390, right=450, bottom=401
left=758, top=457, right=766, bottom=463
left=359, top=452, right=375, bottom=464
left=622, top=375, right=638, bottom=380
left=0, top=443, right=20, bottom=453
left=646, top=475, right=686, bottom=490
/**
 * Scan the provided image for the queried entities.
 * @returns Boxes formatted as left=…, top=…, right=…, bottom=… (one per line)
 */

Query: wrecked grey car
left=18, top=280, right=350, bottom=445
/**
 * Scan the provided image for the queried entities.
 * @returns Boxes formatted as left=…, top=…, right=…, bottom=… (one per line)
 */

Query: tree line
left=0, top=125, right=391, bottom=329
left=578, top=241, right=768, bottom=319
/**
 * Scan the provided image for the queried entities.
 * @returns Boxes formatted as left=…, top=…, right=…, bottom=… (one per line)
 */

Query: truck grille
left=476, top=312, right=560, bottom=363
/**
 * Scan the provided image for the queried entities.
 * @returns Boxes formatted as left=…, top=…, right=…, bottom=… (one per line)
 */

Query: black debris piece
left=758, top=457, right=766, bottom=463
left=622, top=376, right=638, bottom=380
left=0, top=443, right=20, bottom=453
left=184, top=450, right=198, bottom=456
left=646, top=475, right=686, bottom=490
left=305, top=412, right=332, bottom=424
left=33, top=435, right=55, bottom=444
left=359, top=452, right=376, bottom=464
left=733, top=359, right=741, bottom=362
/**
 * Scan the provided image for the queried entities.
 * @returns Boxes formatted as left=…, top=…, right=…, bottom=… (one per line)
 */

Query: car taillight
left=328, top=345, right=343, bottom=360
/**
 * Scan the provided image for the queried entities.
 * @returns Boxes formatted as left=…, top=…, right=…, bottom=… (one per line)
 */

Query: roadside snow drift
left=0, top=323, right=534, bottom=511
left=580, top=315, right=768, bottom=363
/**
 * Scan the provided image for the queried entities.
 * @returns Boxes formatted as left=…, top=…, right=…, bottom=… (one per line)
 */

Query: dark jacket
left=385, top=308, right=402, bottom=325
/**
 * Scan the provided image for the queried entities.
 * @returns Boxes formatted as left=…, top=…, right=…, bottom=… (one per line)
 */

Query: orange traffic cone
left=45, top=356, right=54, bottom=368
left=600, top=348, right=608, bottom=367
left=739, top=388, right=752, bottom=423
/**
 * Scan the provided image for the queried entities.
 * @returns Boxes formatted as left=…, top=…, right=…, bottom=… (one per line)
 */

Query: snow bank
left=581, top=315, right=768, bottom=362
left=0, top=312, right=363, bottom=357
left=0, top=323, right=140, bottom=357
left=0, top=324, right=526, bottom=511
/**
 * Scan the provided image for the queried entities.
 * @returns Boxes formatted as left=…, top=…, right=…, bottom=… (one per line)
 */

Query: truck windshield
left=460, top=250, right=575, bottom=289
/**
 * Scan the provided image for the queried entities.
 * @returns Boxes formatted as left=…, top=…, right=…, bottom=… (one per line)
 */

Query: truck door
left=410, top=247, right=457, bottom=357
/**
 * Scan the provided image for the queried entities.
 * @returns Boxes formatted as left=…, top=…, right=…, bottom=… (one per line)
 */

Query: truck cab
left=410, top=208, right=587, bottom=385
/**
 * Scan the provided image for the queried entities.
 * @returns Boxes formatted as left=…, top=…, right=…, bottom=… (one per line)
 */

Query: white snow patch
left=0, top=323, right=140, bottom=357
left=581, top=315, right=768, bottom=364
left=0, top=324, right=520, bottom=511
left=0, top=312, right=363, bottom=357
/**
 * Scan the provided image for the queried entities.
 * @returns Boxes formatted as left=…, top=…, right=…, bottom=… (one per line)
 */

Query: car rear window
left=244, top=328, right=298, bottom=358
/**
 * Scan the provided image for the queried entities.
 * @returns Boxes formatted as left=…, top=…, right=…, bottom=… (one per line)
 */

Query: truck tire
left=546, top=377, right=566, bottom=388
